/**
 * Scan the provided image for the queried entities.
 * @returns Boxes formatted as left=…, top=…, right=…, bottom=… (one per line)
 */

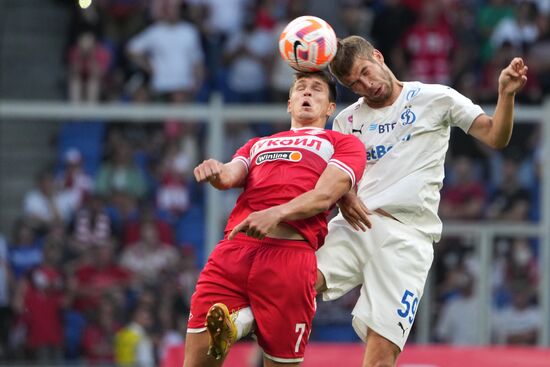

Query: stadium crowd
left=0, top=0, right=548, bottom=364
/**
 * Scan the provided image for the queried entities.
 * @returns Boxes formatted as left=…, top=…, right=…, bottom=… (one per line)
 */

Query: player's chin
left=296, top=110, right=316, bottom=121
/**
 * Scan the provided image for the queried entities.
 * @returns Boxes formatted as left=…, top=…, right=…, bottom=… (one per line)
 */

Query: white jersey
left=333, top=82, right=484, bottom=241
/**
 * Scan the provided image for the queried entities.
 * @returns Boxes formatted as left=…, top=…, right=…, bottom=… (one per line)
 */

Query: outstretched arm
left=468, top=57, right=528, bottom=149
left=194, top=159, right=247, bottom=190
left=228, top=165, right=354, bottom=240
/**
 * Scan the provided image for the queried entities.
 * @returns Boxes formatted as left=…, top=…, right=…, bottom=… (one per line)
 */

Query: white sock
left=233, top=307, right=255, bottom=339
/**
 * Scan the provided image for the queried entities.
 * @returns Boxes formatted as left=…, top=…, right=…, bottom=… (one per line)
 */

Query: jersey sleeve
left=231, top=137, right=260, bottom=172
left=444, top=87, right=484, bottom=133
left=328, top=134, right=366, bottom=188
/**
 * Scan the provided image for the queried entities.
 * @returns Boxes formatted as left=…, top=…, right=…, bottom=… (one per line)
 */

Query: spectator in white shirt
left=434, top=271, right=481, bottom=345
left=127, top=1, right=204, bottom=102
left=23, top=170, right=76, bottom=231
left=492, top=283, right=540, bottom=345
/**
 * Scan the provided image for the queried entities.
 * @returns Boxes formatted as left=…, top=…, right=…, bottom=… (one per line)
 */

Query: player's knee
left=314, top=269, right=327, bottom=292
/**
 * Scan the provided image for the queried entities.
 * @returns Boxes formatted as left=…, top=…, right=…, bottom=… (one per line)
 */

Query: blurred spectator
left=254, top=0, right=281, bottom=30
left=448, top=2, right=482, bottom=85
left=120, top=219, right=178, bottom=287
left=187, top=0, right=252, bottom=38
left=492, top=283, right=540, bottom=345
left=81, top=295, right=122, bottom=365
left=96, top=139, right=147, bottom=200
left=114, top=306, right=155, bottom=367
left=155, top=138, right=193, bottom=219
left=476, top=0, right=515, bottom=61
left=23, top=170, right=76, bottom=231
left=370, top=0, right=415, bottom=72
left=173, top=246, right=199, bottom=305
left=504, top=238, right=539, bottom=289
left=486, top=153, right=531, bottom=221
left=12, top=242, right=70, bottom=362
left=394, top=0, right=455, bottom=84
left=0, top=235, right=10, bottom=360
left=433, top=236, right=479, bottom=303
left=99, top=0, right=146, bottom=48
left=72, top=242, right=132, bottom=315
left=156, top=302, right=185, bottom=361
left=67, top=31, right=112, bottom=103
left=8, top=220, right=43, bottom=280
left=186, top=0, right=252, bottom=83
left=126, top=1, right=204, bottom=102
left=123, top=203, right=174, bottom=246
left=56, top=148, right=94, bottom=207
left=490, top=1, right=539, bottom=54
left=439, top=155, right=487, bottom=220
left=528, top=12, right=550, bottom=93
left=69, top=194, right=112, bottom=257
left=337, top=0, right=373, bottom=38
left=434, top=271, right=480, bottom=345
left=221, top=18, right=273, bottom=103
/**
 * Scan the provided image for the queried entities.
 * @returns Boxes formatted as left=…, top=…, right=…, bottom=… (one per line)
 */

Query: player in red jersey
left=183, top=71, right=367, bottom=367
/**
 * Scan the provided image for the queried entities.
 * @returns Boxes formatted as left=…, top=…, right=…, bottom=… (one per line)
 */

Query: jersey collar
left=290, top=127, right=325, bottom=132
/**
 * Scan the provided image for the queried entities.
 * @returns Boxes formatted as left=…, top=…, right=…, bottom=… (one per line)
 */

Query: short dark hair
left=329, top=36, right=375, bottom=84
left=289, top=71, right=337, bottom=103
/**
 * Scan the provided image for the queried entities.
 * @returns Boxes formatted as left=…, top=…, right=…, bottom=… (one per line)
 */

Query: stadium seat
left=57, top=120, right=106, bottom=175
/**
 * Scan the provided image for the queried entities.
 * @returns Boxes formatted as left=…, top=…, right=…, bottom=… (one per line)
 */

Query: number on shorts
left=397, top=289, right=419, bottom=324
left=295, top=323, right=306, bottom=353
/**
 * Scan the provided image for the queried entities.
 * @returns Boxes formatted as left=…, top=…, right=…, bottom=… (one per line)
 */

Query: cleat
left=205, top=303, right=238, bottom=360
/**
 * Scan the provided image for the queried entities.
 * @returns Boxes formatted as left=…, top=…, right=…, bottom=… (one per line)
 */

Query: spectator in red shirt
left=72, top=241, right=132, bottom=314
left=439, top=155, right=487, bottom=220
left=123, top=204, right=174, bottom=247
left=67, top=31, right=112, bottom=103
left=395, top=0, right=456, bottom=84
left=12, top=242, right=70, bottom=362
left=81, top=295, right=122, bottom=365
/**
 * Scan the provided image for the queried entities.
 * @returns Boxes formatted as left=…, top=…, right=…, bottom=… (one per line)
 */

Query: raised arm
left=467, top=57, right=528, bottom=149
left=228, top=164, right=353, bottom=239
left=194, top=159, right=247, bottom=190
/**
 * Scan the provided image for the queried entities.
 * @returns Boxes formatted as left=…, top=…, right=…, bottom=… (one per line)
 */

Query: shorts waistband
left=228, top=232, right=314, bottom=250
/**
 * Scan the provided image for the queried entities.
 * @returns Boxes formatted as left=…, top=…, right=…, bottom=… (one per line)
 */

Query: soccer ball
left=278, top=15, right=337, bottom=72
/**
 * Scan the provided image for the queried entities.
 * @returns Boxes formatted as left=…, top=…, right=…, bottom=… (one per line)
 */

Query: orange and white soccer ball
left=278, top=15, right=337, bottom=72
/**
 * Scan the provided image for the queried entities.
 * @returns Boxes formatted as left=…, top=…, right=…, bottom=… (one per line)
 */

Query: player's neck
left=291, top=119, right=326, bottom=130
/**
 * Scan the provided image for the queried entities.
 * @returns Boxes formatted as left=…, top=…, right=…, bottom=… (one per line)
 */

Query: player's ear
left=287, top=98, right=291, bottom=113
left=326, top=102, right=336, bottom=117
left=373, top=49, right=384, bottom=64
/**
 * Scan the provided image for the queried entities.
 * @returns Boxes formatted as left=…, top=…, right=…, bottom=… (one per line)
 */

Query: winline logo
left=256, top=151, right=302, bottom=164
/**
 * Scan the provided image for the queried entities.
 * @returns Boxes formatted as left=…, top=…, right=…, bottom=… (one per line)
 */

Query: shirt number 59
left=397, top=289, right=418, bottom=324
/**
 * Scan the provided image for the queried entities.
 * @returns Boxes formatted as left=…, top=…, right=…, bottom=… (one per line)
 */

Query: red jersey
left=225, top=127, right=366, bottom=249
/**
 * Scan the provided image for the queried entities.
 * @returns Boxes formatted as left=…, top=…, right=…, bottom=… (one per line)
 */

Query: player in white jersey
left=314, top=35, right=528, bottom=367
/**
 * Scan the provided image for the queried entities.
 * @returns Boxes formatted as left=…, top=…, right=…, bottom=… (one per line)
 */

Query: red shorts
left=188, top=233, right=317, bottom=362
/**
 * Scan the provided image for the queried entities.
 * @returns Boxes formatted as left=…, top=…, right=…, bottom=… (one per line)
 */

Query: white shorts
left=316, top=212, right=434, bottom=350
